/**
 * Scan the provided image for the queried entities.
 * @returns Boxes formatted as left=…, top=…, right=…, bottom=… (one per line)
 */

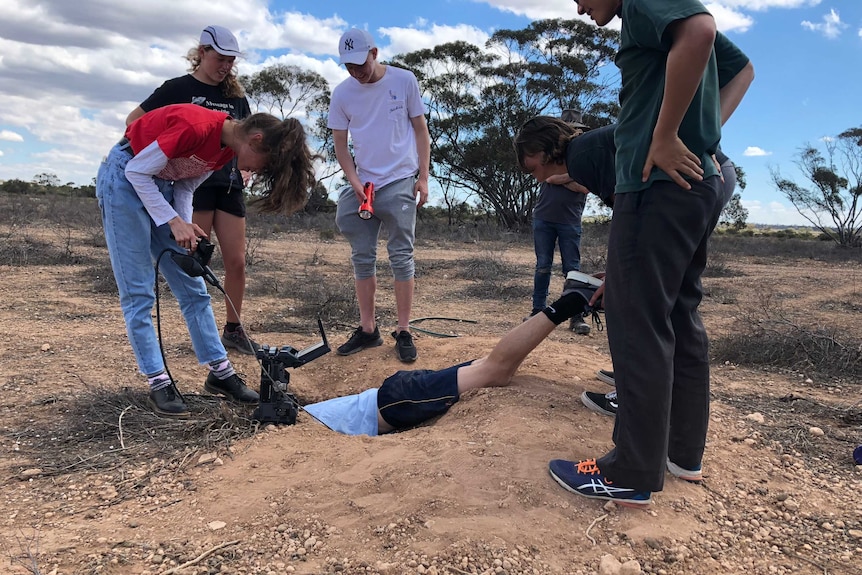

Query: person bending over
left=97, top=104, right=319, bottom=416
left=126, top=25, right=259, bottom=355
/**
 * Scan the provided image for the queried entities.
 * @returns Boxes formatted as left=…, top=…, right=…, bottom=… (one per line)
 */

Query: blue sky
left=0, top=0, right=859, bottom=225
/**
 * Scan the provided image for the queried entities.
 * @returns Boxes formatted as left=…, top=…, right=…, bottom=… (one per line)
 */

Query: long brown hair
left=513, top=116, right=579, bottom=170
left=238, top=114, right=322, bottom=215
left=185, top=46, right=245, bottom=99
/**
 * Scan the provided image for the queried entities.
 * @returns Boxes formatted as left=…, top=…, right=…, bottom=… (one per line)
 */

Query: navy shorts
left=377, top=361, right=474, bottom=430
left=193, top=182, right=246, bottom=218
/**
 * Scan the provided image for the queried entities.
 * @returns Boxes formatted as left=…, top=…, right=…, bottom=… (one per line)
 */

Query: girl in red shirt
left=96, top=104, right=319, bottom=416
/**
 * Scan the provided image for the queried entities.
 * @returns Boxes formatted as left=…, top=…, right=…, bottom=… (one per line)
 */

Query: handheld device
left=170, top=236, right=220, bottom=288
left=358, top=182, right=374, bottom=219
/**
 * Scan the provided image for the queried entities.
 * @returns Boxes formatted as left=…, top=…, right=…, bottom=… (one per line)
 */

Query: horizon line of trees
left=4, top=18, right=762, bottom=233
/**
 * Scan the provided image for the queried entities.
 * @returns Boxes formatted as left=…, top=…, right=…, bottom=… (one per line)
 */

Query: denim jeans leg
left=532, top=218, right=556, bottom=311
left=97, top=146, right=166, bottom=376
left=557, top=221, right=583, bottom=277
left=154, top=221, right=226, bottom=366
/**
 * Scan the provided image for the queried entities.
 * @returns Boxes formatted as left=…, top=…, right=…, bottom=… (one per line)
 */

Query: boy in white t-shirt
left=328, top=28, right=431, bottom=364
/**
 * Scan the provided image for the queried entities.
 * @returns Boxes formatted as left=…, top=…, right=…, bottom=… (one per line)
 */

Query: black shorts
left=377, top=361, right=473, bottom=430
left=193, top=183, right=247, bottom=218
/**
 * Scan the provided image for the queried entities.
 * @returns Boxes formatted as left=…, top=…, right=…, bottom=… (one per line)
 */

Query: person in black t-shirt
left=126, top=25, right=258, bottom=356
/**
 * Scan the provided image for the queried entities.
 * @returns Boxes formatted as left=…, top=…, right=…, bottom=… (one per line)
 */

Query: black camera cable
left=154, top=244, right=330, bottom=429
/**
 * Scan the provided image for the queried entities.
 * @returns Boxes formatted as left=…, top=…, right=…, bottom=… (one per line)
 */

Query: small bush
left=713, top=316, right=862, bottom=382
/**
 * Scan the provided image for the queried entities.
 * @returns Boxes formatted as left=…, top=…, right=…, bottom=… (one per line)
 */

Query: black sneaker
left=569, top=316, right=591, bottom=335
left=204, top=372, right=259, bottom=404
left=581, top=390, right=617, bottom=416
left=596, top=369, right=615, bottom=386
left=561, top=271, right=602, bottom=315
left=148, top=383, right=190, bottom=417
left=221, top=325, right=260, bottom=355
left=336, top=326, right=384, bottom=356
left=392, top=330, right=417, bottom=363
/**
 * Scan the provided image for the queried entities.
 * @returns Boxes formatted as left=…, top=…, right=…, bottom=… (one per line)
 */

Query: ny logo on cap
left=344, top=39, right=354, bottom=51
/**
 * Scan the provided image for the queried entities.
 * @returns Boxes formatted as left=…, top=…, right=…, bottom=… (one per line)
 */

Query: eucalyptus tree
left=239, top=64, right=332, bottom=158
left=771, top=127, right=862, bottom=247
left=392, top=19, right=620, bottom=228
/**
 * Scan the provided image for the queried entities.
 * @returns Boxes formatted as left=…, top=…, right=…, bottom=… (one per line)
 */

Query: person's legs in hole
left=375, top=288, right=592, bottom=433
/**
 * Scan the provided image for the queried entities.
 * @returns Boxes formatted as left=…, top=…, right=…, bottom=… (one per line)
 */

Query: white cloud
left=0, top=130, right=24, bottom=142
left=705, top=3, right=754, bottom=33
left=801, top=8, right=847, bottom=39
left=379, top=23, right=491, bottom=60
left=0, top=150, right=4, bottom=157
left=744, top=146, right=772, bottom=157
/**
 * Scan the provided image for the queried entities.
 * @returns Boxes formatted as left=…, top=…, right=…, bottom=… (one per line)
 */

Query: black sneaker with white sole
left=581, top=390, right=617, bottom=416
left=596, top=369, right=615, bottom=386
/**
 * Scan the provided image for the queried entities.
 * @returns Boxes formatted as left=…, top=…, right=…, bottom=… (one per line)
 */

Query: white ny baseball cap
left=338, top=28, right=375, bottom=65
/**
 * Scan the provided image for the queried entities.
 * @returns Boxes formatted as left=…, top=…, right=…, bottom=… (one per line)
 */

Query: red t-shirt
left=124, top=104, right=235, bottom=181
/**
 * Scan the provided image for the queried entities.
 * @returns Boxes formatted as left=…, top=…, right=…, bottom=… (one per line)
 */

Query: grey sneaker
left=581, top=390, right=617, bottom=416
left=569, top=316, right=591, bottom=335
left=337, top=326, right=384, bottom=356
left=392, top=330, right=417, bottom=363
left=221, top=325, right=260, bottom=355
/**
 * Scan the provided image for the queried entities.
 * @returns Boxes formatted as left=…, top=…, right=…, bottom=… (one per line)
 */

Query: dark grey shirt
left=565, top=124, right=617, bottom=207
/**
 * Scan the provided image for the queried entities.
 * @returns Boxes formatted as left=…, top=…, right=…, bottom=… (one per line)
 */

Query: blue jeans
left=531, top=218, right=583, bottom=311
left=96, top=144, right=227, bottom=377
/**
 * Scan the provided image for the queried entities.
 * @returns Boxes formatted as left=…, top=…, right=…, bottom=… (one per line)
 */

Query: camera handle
left=169, top=235, right=221, bottom=289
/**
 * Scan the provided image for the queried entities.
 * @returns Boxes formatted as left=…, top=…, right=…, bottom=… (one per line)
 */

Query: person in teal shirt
left=547, top=0, right=753, bottom=507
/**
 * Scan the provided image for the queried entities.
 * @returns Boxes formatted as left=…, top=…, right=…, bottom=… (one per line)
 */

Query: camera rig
left=166, top=236, right=330, bottom=425
left=253, top=317, right=330, bottom=425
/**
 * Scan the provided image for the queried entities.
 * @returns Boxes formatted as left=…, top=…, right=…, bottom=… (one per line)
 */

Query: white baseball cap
left=338, top=28, right=375, bottom=65
left=200, top=25, right=241, bottom=57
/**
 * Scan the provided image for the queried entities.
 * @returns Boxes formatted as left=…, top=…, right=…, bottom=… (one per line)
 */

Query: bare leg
left=356, top=276, right=377, bottom=332
left=211, top=211, right=247, bottom=324
left=456, top=312, right=557, bottom=393
left=394, top=278, right=414, bottom=332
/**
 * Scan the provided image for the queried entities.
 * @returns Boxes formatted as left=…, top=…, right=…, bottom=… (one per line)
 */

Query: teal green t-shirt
left=614, top=0, right=721, bottom=193
left=715, top=31, right=750, bottom=89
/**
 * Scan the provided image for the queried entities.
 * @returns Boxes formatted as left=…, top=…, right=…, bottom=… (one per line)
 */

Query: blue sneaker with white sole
left=549, top=458, right=652, bottom=508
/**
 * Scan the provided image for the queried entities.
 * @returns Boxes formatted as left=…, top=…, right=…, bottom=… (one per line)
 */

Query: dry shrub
left=712, top=314, right=862, bottom=382
left=454, top=250, right=527, bottom=302
left=8, top=387, right=259, bottom=478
